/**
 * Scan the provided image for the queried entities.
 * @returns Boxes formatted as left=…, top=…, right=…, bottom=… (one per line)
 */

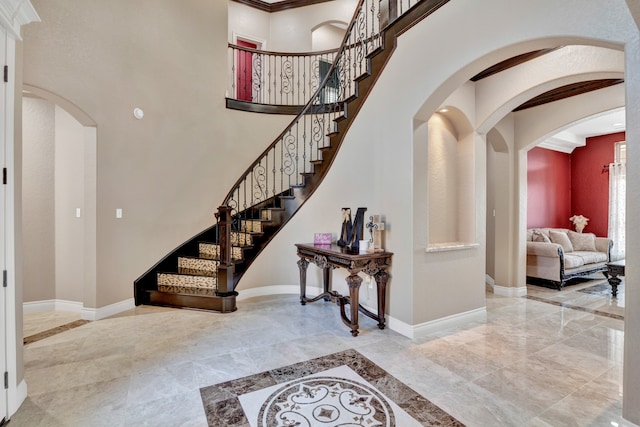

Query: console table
left=605, top=259, right=625, bottom=297
left=295, top=243, right=393, bottom=337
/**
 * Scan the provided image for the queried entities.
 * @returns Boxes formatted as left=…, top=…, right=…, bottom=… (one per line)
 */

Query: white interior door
left=0, top=27, right=9, bottom=424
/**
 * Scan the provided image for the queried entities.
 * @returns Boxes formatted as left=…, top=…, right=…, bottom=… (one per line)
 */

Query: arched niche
left=425, top=106, right=476, bottom=249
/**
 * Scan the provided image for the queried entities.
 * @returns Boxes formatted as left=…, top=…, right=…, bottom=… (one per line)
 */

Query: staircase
left=133, top=0, right=450, bottom=312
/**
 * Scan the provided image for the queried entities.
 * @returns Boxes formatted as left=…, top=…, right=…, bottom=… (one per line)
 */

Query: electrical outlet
left=75, top=208, right=81, bottom=218
left=116, top=208, right=123, bottom=219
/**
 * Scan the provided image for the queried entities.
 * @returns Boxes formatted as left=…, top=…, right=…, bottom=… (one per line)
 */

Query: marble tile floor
left=23, top=310, right=82, bottom=338
left=526, top=274, right=624, bottom=319
left=10, top=286, right=630, bottom=427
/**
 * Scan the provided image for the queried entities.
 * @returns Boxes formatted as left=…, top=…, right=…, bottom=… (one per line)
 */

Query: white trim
left=492, top=284, right=527, bottom=297
left=485, top=274, right=496, bottom=288
left=235, top=286, right=486, bottom=341
left=7, top=379, right=26, bottom=416
left=23, top=299, right=83, bottom=313
left=0, top=0, right=40, bottom=40
left=411, top=307, right=487, bottom=340
left=232, top=32, right=267, bottom=50
left=80, top=298, right=135, bottom=321
left=23, top=298, right=135, bottom=320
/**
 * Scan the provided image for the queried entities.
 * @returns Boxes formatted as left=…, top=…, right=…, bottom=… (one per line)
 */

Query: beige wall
left=54, top=105, right=86, bottom=302
left=22, top=97, right=55, bottom=302
left=22, top=0, right=291, bottom=308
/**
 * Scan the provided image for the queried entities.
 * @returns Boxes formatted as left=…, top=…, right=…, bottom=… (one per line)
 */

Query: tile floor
left=11, top=277, right=630, bottom=426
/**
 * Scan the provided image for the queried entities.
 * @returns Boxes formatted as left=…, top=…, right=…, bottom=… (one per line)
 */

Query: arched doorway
left=21, top=86, right=97, bottom=321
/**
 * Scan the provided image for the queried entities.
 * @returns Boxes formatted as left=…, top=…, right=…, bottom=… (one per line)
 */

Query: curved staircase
left=133, top=0, right=450, bottom=312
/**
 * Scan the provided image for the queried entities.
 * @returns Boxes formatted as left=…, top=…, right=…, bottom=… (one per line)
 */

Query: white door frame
left=0, top=0, right=40, bottom=419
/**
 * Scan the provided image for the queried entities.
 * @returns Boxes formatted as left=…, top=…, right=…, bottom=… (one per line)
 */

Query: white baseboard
left=411, top=307, right=487, bottom=340
left=492, top=284, right=527, bottom=297
left=8, top=379, right=27, bottom=417
left=485, top=274, right=496, bottom=288
left=236, top=285, right=486, bottom=341
left=23, top=299, right=83, bottom=313
left=81, top=298, right=135, bottom=321
left=23, top=298, right=135, bottom=320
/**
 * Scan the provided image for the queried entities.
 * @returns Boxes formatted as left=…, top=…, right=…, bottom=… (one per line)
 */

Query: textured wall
left=22, top=0, right=291, bottom=307
left=22, top=97, right=56, bottom=302
left=527, top=147, right=572, bottom=229
left=571, top=131, right=625, bottom=237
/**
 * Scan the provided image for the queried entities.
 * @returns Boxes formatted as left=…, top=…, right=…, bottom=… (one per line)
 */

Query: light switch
left=116, top=208, right=123, bottom=219
left=76, top=208, right=81, bottom=218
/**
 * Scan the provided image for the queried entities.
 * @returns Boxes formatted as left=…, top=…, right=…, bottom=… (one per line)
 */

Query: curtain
left=608, top=162, right=626, bottom=261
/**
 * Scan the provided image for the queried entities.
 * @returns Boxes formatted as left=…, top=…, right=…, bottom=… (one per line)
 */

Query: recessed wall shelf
left=426, top=242, right=479, bottom=253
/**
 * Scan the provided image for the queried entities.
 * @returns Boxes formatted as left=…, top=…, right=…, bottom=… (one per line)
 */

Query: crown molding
left=232, top=0, right=334, bottom=13
left=0, top=0, right=40, bottom=40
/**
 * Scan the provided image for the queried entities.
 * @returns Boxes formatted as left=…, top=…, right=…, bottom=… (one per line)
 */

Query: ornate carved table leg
left=374, top=270, right=389, bottom=329
left=298, top=258, right=309, bottom=305
left=345, top=273, right=363, bottom=336
left=608, top=273, right=622, bottom=297
left=322, top=266, right=332, bottom=302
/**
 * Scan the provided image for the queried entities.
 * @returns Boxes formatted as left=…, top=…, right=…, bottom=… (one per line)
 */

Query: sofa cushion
left=532, top=229, right=551, bottom=243
left=571, top=251, right=608, bottom=265
left=549, top=230, right=573, bottom=252
left=563, top=254, right=585, bottom=269
left=568, top=231, right=597, bottom=252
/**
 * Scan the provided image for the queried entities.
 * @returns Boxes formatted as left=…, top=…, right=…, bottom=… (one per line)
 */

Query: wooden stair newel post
left=216, top=205, right=236, bottom=296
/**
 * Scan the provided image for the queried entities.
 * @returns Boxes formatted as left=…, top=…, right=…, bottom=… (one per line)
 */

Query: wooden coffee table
left=605, top=260, right=625, bottom=297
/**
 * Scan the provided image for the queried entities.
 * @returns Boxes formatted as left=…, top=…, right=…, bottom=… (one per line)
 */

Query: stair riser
left=158, top=273, right=217, bottom=289
left=198, top=243, right=243, bottom=261
left=240, top=220, right=262, bottom=233
left=230, top=232, right=252, bottom=246
left=178, top=257, right=219, bottom=272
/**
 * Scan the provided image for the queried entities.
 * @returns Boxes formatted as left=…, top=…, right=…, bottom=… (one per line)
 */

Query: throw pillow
left=549, top=230, right=574, bottom=253
left=568, top=230, right=597, bottom=252
left=532, top=230, right=551, bottom=243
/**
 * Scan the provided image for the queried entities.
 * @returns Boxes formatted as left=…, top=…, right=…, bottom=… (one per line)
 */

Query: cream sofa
left=526, top=228, right=613, bottom=290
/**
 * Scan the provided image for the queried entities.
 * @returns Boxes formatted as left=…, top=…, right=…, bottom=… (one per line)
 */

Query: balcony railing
left=228, top=45, right=340, bottom=107
left=226, top=0, right=416, bottom=107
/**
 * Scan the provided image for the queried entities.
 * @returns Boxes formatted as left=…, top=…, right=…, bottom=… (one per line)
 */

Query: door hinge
left=2, top=168, right=6, bottom=184
left=3, top=65, right=7, bottom=83
left=2, top=270, right=6, bottom=288
left=3, top=372, right=7, bottom=389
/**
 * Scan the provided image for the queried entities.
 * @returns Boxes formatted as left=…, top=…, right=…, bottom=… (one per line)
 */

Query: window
left=615, top=141, right=626, bottom=163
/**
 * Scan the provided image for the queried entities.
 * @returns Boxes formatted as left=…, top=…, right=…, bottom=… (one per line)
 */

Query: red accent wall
left=527, top=147, right=572, bottom=229
left=570, top=132, right=625, bottom=237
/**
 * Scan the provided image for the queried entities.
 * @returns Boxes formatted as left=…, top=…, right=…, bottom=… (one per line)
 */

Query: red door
left=236, top=40, right=257, bottom=102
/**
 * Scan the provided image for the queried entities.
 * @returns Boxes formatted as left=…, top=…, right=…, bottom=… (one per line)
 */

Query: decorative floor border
left=23, top=320, right=91, bottom=345
left=524, top=295, right=624, bottom=321
left=199, top=348, right=464, bottom=426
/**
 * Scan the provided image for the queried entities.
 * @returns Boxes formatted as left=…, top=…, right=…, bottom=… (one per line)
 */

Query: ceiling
left=538, top=108, right=626, bottom=153
left=471, top=49, right=626, bottom=153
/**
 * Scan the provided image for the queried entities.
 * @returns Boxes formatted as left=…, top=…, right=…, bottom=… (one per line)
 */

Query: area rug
left=200, top=348, right=464, bottom=426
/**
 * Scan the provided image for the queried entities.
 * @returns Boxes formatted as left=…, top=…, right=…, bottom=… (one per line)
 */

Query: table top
left=295, top=243, right=393, bottom=259
left=607, top=259, right=625, bottom=267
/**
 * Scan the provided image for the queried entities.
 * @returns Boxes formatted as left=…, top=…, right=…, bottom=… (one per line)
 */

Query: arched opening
left=311, top=20, right=348, bottom=52
left=21, top=86, right=97, bottom=324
